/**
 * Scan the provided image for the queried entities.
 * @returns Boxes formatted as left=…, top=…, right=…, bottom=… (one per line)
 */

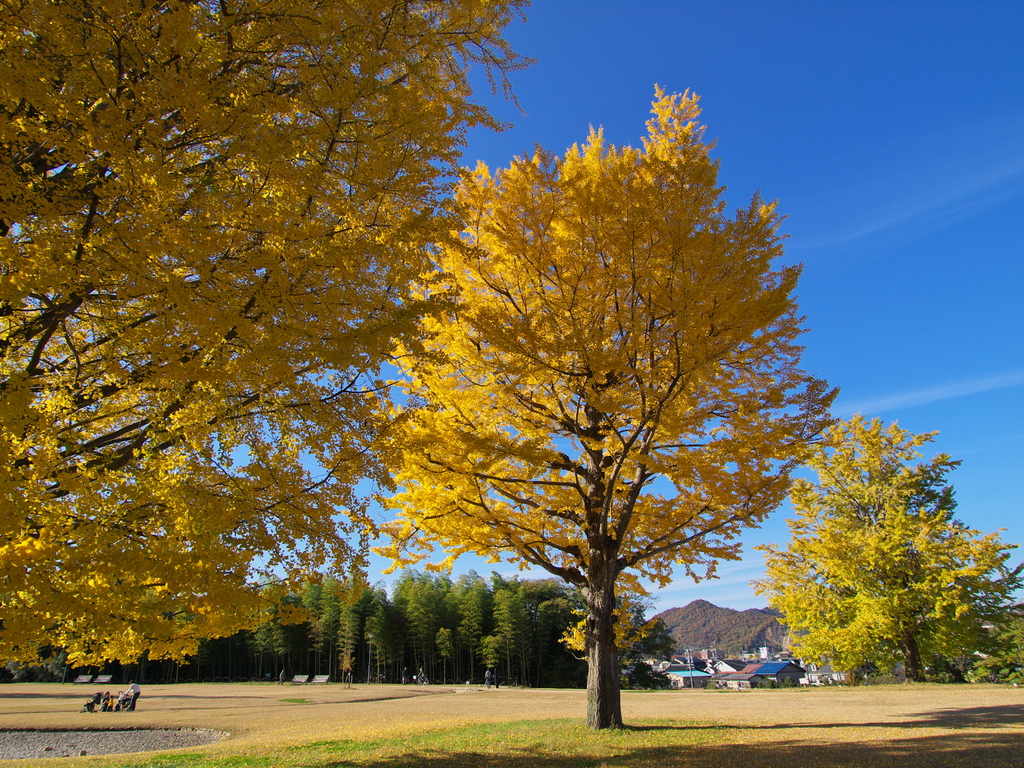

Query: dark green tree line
left=42, top=572, right=611, bottom=687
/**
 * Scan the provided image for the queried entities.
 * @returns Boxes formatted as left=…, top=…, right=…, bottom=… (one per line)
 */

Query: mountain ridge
left=655, top=599, right=789, bottom=656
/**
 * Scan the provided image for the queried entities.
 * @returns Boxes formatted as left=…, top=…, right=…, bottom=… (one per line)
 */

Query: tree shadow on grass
left=297, top=730, right=1024, bottom=768
left=903, top=705, right=1024, bottom=729
left=748, top=704, right=1024, bottom=732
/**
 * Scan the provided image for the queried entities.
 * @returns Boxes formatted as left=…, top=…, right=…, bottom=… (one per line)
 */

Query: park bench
left=310, top=675, right=329, bottom=684
left=290, top=674, right=310, bottom=684
left=94, top=675, right=113, bottom=684
left=72, top=675, right=93, bottom=684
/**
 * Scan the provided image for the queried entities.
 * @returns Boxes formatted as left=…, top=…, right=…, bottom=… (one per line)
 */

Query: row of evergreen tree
left=33, top=571, right=605, bottom=687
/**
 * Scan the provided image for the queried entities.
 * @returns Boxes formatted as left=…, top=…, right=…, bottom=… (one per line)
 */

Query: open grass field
left=1, top=681, right=1023, bottom=767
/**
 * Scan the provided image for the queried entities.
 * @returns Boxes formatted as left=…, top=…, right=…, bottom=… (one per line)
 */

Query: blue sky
left=372, top=1, right=1024, bottom=612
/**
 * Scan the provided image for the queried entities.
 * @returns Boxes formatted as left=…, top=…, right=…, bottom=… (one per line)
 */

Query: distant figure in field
left=278, top=669, right=286, bottom=685
left=126, top=681, right=141, bottom=711
left=402, top=667, right=409, bottom=685
left=484, top=669, right=492, bottom=688
left=493, top=670, right=500, bottom=689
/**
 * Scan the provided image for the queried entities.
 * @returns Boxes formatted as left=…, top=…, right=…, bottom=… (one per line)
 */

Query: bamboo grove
left=7, top=572, right=677, bottom=689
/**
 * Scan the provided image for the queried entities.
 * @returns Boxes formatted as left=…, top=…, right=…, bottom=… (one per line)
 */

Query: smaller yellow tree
left=756, top=416, right=1022, bottom=681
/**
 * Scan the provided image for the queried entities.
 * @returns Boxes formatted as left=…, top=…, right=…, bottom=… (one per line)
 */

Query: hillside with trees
left=656, top=600, right=788, bottom=656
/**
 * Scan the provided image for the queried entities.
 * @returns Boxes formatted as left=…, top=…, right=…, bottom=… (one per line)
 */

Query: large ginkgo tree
left=380, top=91, right=836, bottom=729
left=0, top=0, right=527, bottom=664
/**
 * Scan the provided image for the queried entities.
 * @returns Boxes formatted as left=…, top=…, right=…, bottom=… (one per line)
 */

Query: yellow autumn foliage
left=0, top=0, right=527, bottom=663
left=755, top=416, right=1022, bottom=681
left=380, top=90, right=835, bottom=727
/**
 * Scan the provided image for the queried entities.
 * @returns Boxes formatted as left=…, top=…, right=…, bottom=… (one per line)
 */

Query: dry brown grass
left=1, top=682, right=1023, bottom=767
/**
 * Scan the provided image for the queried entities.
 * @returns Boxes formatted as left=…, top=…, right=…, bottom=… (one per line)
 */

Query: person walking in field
left=126, top=681, right=141, bottom=711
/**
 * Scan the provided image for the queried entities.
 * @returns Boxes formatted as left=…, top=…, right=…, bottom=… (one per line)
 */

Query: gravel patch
left=0, top=728, right=226, bottom=760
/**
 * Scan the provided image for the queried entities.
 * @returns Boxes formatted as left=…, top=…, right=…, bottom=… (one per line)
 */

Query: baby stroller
left=80, top=691, right=103, bottom=712
left=115, top=691, right=132, bottom=711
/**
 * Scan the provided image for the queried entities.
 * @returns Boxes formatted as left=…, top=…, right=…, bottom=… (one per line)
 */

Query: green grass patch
left=103, top=718, right=726, bottom=768
left=277, top=698, right=312, bottom=704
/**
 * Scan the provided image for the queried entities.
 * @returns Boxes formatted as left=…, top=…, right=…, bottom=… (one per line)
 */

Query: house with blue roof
left=744, top=660, right=805, bottom=685
left=663, top=664, right=714, bottom=689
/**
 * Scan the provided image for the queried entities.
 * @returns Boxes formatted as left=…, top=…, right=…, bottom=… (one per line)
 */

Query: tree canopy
left=970, top=610, right=1024, bottom=684
left=380, top=90, right=835, bottom=728
left=0, top=0, right=528, bottom=664
left=755, top=416, right=1022, bottom=681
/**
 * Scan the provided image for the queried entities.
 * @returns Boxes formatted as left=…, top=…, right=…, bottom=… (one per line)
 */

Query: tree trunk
left=584, top=565, right=622, bottom=729
left=901, top=631, right=925, bottom=682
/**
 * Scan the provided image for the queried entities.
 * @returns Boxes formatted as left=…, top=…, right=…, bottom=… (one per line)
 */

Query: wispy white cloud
left=791, top=111, right=1024, bottom=252
left=801, top=159, right=1024, bottom=251
left=834, top=370, right=1024, bottom=417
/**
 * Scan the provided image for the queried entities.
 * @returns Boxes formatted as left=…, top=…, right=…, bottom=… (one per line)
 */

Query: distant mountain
left=655, top=600, right=789, bottom=656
